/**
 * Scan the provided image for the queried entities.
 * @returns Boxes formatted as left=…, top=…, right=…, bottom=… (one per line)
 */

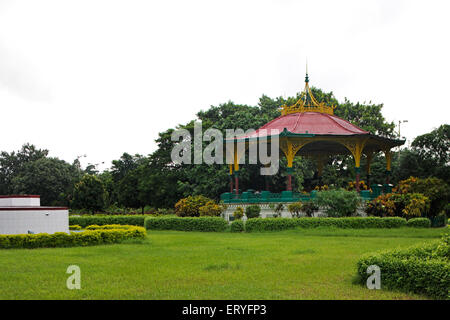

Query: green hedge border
left=244, top=217, right=408, bottom=232
left=145, top=217, right=228, bottom=232
left=357, top=238, right=449, bottom=299
left=0, top=225, right=146, bottom=249
left=69, top=215, right=146, bottom=227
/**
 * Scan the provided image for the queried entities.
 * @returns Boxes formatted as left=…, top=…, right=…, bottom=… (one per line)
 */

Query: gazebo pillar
left=365, top=151, right=373, bottom=187
left=229, top=164, right=234, bottom=193
left=315, top=155, right=326, bottom=186
left=355, top=167, right=361, bottom=192
left=286, top=167, right=294, bottom=191
left=384, top=149, right=392, bottom=185
left=343, top=138, right=367, bottom=193
left=234, top=171, right=239, bottom=196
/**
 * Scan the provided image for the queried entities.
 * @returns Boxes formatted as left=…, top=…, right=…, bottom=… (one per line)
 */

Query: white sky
left=0, top=0, right=449, bottom=171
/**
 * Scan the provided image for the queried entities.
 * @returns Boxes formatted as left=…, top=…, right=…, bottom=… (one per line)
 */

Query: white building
left=0, top=195, right=69, bottom=235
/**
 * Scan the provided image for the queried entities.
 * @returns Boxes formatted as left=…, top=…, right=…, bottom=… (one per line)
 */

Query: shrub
left=233, top=207, right=244, bottom=220
left=144, top=217, right=227, bottom=232
left=156, top=208, right=175, bottom=215
left=174, top=195, right=213, bottom=217
left=245, top=205, right=261, bottom=219
left=398, top=177, right=450, bottom=216
left=365, top=194, right=396, bottom=217
left=198, top=200, right=224, bottom=217
left=230, top=220, right=245, bottom=232
left=406, top=218, right=431, bottom=228
left=269, top=203, right=284, bottom=218
left=69, top=225, right=82, bottom=230
left=430, top=212, right=448, bottom=228
left=301, top=202, right=319, bottom=217
left=366, top=193, right=430, bottom=219
left=287, top=202, right=303, bottom=218
left=402, top=193, right=430, bottom=218
left=0, top=225, right=146, bottom=249
left=315, top=189, right=361, bottom=217
left=356, top=236, right=450, bottom=299
left=244, top=217, right=407, bottom=232
left=69, top=215, right=146, bottom=227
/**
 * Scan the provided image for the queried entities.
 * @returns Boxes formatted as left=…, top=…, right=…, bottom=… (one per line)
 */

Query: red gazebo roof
left=237, top=111, right=369, bottom=140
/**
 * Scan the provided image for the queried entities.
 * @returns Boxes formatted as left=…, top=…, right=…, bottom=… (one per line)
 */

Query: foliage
left=230, top=220, right=245, bottom=232
left=402, top=193, right=430, bottom=218
left=233, top=207, right=244, bottom=220
left=346, top=180, right=368, bottom=191
left=0, top=144, right=81, bottom=206
left=430, top=212, right=448, bottom=228
left=409, top=124, right=450, bottom=182
left=274, top=203, right=284, bottom=217
left=244, top=217, right=407, bottom=232
left=174, top=195, right=213, bottom=217
left=144, top=216, right=228, bottom=232
left=357, top=236, right=450, bottom=299
left=71, top=174, right=108, bottom=213
left=69, top=225, right=82, bottom=230
left=245, top=205, right=261, bottom=219
left=287, top=202, right=303, bottom=218
left=198, top=200, right=224, bottom=217
left=366, top=192, right=430, bottom=219
left=315, top=189, right=361, bottom=217
left=69, top=215, right=146, bottom=227
left=301, top=201, right=319, bottom=217
left=406, top=218, right=431, bottom=228
left=397, top=177, right=450, bottom=216
left=0, top=225, right=146, bottom=249
left=365, top=194, right=396, bottom=217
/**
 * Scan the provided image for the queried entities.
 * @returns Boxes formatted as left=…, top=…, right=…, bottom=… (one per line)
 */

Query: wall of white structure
left=0, top=196, right=69, bottom=235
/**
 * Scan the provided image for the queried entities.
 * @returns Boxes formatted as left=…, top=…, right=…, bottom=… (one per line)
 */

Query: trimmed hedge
left=406, top=218, right=431, bottom=228
left=0, top=225, right=147, bottom=249
left=357, top=236, right=450, bottom=299
left=244, top=217, right=408, bottom=232
left=230, top=220, right=245, bottom=233
left=145, top=217, right=228, bottom=232
left=69, top=215, right=146, bottom=227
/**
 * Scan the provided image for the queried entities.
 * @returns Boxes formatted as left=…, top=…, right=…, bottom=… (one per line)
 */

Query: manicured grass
left=0, top=227, right=446, bottom=299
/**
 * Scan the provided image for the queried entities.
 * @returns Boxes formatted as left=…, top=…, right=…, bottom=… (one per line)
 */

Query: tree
left=0, top=144, right=49, bottom=194
left=71, top=175, right=107, bottom=213
left=11, top=157, right=80, bottom=206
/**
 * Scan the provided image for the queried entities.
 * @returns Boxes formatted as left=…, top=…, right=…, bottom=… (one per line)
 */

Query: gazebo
left=221, top=72, right=405, bottom=204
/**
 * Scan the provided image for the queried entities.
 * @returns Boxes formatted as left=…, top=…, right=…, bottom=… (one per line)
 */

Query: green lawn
left=0, top=227, right=446, bottom=300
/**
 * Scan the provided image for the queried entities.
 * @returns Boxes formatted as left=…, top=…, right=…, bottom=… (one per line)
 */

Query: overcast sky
left=0, top=0, right=449, bottom=171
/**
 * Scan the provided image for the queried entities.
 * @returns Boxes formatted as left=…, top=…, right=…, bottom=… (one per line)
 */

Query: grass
left=0, top=227, right=446, bottom=300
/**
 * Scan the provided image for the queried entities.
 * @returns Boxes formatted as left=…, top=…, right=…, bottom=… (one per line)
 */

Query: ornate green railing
left=221, top=184, right=393, bottom=204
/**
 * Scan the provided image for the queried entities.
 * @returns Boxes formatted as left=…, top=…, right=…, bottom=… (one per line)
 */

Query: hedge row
left=244, top=217, right=408, bottom=232
left=0, top=225, right=146, bottom=249
left=356, top=235, right=450, bottom=299
left=230, top=220, right=245, bottom=233
left=406, top=218, right=431, bottom=228
left=69, top=215, right=146, bottom=227
left=144, top=217, right=228, bottom=232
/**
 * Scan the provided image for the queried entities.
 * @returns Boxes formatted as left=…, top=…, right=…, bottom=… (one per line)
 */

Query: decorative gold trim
left=280, top=80, right=336, bottom=115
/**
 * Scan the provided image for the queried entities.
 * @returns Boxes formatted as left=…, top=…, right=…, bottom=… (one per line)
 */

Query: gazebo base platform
left=222, top=203, right=367, bottom=222
left=221, top=184, right=393, bottom=205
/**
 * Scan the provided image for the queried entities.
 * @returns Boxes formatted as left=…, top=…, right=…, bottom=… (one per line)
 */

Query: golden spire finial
left=280, top=65, right=336, bottom=116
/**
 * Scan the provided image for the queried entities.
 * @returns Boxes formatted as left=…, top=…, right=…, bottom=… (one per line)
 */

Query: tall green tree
left=71, top=174, right=107, bottom=213
left=0, top=144, right=49, bottom=194
left=11, top=157, right=81, bottom=206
